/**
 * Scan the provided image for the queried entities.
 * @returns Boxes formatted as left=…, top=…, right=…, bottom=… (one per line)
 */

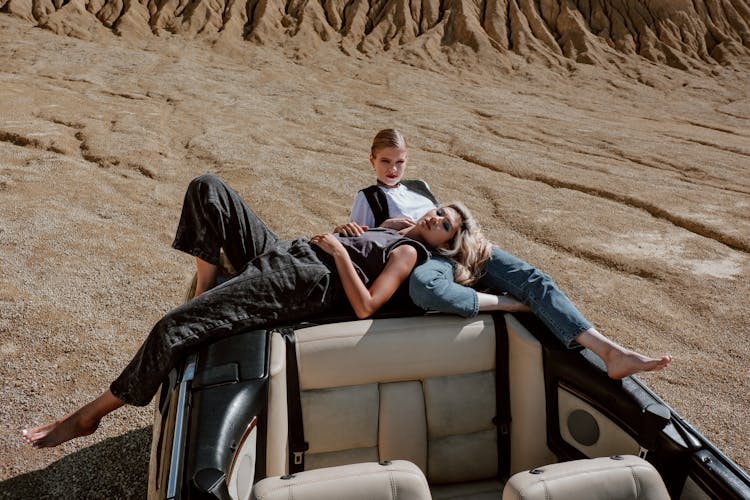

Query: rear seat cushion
left=424, top=372, right=496, bottom=437
left=302, top=384, right=379, bottom=454
left=379, top=381, right=428, bottom=472
left=429, top=430, right=498, bottom=483
left=424, top=371, right=498, bottom=483
left=431, top=479, right=504, bottom=500
left=502, top=455, right=671, bottom=500
left=251, top=460, right=431, bottom=500
left=293, top=316, right=498, bottom=483
left=302, top=384, right=380, bottom=471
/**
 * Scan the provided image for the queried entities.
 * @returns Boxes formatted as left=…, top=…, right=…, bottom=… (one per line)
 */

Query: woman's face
left=412, top=207, right=462, bottom=249
left=370, top=147, right=407, bottom=187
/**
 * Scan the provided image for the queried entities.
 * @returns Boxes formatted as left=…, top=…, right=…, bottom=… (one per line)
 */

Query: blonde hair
left=371, top=129, right=406, bottom=156
left=435, top=202, right=493, bottom=286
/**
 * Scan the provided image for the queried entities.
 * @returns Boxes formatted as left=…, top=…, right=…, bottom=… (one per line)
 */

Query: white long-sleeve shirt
left=350, top=183, right=437, bottom=227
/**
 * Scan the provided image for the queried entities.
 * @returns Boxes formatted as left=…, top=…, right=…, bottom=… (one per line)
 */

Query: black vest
left=360, top=180, right=439, bottom=227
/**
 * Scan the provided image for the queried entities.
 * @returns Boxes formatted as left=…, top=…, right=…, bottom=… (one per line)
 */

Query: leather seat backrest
left=502, top=455, right=671, bottom=500
left=271, top=315, right=500, bottom=483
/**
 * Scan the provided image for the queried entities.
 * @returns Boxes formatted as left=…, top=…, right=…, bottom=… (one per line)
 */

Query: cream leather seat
left=502, top=455, right=671, bottom=500
left=259, top=315, right=505, bottom=498
left=251, top=460, right=430, bottom=500
left=256, top=315, right=671, bottom=500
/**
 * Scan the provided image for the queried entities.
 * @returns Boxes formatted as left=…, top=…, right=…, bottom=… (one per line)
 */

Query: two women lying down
left=23, top=134, right=669, bottom=448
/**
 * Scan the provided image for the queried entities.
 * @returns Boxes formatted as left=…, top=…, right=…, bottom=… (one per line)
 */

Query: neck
left=377, top=179, right=400, bottom=189
left=401, top=226, right=424, bottom=245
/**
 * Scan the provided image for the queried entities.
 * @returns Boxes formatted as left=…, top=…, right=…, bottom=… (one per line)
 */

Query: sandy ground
left=0, top=14, right=748, bottom=498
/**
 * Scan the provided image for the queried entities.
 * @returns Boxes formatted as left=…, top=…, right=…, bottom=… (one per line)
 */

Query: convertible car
left=146, top=305, right=750, bottom=499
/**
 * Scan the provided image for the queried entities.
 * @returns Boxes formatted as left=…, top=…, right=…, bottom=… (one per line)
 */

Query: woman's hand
left=310, top=233, right=347, bottom=257
left=333, top=222, right=368, bottom=237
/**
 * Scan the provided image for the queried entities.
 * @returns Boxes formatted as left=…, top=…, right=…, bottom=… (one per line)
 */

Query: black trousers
left=110, top=174, right=336, bottom=406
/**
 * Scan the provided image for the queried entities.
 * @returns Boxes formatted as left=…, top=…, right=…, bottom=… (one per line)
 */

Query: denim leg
left=477, top=247, right=592, bottom=347
left=172, top=173, right=278, bottom=271
left=110, top=239, right=334, bottom=406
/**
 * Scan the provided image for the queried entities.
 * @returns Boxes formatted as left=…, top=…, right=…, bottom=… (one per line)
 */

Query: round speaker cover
left=567, top=409, right=600, bottom=446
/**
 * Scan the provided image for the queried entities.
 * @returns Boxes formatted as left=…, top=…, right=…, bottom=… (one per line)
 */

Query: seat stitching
left=630, top=466, right=642, bottom=499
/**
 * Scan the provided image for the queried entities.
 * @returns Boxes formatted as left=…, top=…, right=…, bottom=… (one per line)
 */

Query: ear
left=369, top=152, right=376, bottom=169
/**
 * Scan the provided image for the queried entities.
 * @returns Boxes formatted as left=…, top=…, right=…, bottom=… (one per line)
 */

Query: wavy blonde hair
left=434, top=202, right=493, bottom=286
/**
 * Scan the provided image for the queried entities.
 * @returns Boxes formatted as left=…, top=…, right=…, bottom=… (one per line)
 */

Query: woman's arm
left=310, top=233, right=418, bottom=319
left=333, top=219, right=414, bottom=236
left=379, top=218, right=415, bottom=230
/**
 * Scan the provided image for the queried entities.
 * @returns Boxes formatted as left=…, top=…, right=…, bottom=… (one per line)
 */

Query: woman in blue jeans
left=23, top=173, right=483, bottom=449
left=342, top=129, right=672, bottom=380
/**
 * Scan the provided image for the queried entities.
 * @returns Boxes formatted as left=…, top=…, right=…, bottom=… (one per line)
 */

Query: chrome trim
left=228, top=416, right=258, bottom=480
left=166, top=354, right=197, bottom=499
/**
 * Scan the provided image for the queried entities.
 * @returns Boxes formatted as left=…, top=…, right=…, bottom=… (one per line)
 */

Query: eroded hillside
left=2, top=0, right=750, bottom=70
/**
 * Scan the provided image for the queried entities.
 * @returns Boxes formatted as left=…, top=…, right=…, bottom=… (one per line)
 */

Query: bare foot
left=605, top=349, right=672, bottom=380
left=22, top=410, right=100, bottom=448
left=22, top=390, right=124, bottom=448
left=574, top=328, right=672, bottom=380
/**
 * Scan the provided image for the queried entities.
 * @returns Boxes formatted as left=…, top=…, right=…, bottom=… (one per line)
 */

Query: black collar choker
left=377, top=180, right=400, bottom=188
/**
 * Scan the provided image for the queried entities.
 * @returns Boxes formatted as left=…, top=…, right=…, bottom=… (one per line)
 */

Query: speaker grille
left=567, top=409, right=600, bottom=446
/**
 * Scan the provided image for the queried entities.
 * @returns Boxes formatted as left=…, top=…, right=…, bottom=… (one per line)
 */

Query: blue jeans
left=409, top=247, right=592, bottom=347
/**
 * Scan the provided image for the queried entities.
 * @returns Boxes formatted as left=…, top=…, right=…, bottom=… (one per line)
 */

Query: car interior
left=148, top=311, right=750, bottom=500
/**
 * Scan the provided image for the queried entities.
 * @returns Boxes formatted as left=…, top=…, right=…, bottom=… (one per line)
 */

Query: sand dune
left=0, top=5, right=748, bottom=498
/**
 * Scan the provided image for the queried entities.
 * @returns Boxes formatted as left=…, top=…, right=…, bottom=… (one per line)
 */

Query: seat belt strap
left=280, top=328, right=308, bottom=474
left=494, top=315, right=512, bottom=480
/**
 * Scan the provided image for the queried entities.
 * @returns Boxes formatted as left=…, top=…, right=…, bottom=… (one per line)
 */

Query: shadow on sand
left=0, top=427, right=151, bottom=500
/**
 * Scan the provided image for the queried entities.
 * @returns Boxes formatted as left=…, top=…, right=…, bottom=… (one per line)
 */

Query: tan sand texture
left=0, top=1, right=748, bottom=496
